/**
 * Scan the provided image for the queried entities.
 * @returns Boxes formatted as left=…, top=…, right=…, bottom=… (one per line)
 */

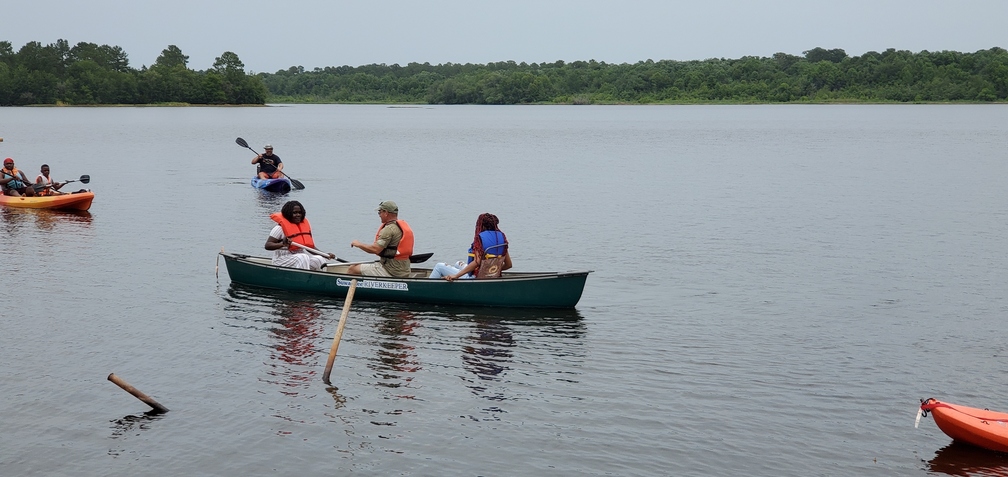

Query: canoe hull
left=251, top=177, right=291, bottom=193
left=220, top=252, right=590, bottom=309
left=0, top=191, right=94, bottom=211
left=923, top=399, right=1008, bottom=453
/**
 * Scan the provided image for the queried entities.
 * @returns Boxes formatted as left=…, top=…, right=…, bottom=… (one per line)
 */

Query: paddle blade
left=279, top=171, right=305, bottom=190
left=409, top=252, right=433, bottom=264
left=32, top=183, right=47, bottom=192
left=79, top=175, right=90, bottom=184
left=235, top=137, right=249, bottom=148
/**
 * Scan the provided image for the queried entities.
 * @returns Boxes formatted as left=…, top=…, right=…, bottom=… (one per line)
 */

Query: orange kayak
left=0, top=191, right=94, bottom=211
left=920, top=398, right=1008, bottom=453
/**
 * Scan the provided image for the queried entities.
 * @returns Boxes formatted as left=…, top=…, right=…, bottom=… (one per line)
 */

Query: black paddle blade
left=235, top=137, right=249, bottom=148
left=32, top=183, right=47, bottom=192
left=409, top=252, right=433, bottom=264
left=79, top=175, right=90, bottom=184
left=279, top=171, right=305, bottom=190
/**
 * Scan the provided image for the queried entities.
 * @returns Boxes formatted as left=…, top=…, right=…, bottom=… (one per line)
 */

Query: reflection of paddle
left=32, top=174, right=89, bottom=193
left=290, top=242, right=433, bottom=264
left=235, top=137, right=305, bottom=190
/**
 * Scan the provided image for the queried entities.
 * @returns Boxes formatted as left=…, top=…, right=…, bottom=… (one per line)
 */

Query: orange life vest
left=375, top=219, right=414, bottom=260
left=35, top=174, right=54, bottom=196
left=271, top=212, right=316, bottom=252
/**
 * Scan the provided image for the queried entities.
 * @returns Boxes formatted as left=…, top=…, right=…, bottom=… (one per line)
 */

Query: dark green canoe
left=219, top=252, right=592, bottom=309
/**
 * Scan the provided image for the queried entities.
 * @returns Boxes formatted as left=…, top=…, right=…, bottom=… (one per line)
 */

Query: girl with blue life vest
left=265, top=200, right=335, bottom=270
left=429, top=213, right=512, bottom=281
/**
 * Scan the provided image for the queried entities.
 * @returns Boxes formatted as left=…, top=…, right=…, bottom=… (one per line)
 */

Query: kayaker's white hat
left=377, top=201, right=398, bottom=213
left=264, top=144, right=273, bottom=149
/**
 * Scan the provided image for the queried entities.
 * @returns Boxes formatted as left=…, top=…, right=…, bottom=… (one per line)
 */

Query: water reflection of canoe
left=0, top=190, right=94, bottom=211
left=220, top=252, right=592, bottom=309
left=920, top=398, right=1008, bottom=454
left=250, top=177, right=291, bottom=193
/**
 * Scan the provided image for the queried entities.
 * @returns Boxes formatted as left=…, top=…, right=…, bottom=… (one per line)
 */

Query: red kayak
left=919, top=398, right=1008, bottom=453
left=0, top=190, right=94, bottom=211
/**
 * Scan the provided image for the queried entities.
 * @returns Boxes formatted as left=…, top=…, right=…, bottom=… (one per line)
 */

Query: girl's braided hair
left=472, top=213, right=506, bottom=263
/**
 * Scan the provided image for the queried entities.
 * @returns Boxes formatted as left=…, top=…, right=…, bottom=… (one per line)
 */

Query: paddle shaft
left=32, top=174, right=89, bottom=192
left=290, top=241, right=431, bottom=264
left=289, top=241, right=337, bottom=258
left=323, top=279, right=357, bottom=385
left=107, top=373, right=169, bottom=413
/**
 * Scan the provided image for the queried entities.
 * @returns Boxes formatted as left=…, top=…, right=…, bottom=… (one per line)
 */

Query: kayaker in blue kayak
left=252, top=144, right=283, bottom=179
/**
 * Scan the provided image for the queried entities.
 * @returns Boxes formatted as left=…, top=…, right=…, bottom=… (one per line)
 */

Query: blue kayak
left=251, top=177, right=292, bottom=193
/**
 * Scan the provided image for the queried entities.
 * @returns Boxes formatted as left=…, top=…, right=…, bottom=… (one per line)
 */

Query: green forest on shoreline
left=2, top=40, right=1007, bottom=106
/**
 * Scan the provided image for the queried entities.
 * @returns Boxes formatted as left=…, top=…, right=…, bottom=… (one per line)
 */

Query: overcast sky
left=6, top=0, right=1007, bottom=73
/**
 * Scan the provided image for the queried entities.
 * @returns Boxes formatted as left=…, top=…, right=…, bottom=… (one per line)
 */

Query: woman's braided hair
left=472, top=213, right=506, bottom=264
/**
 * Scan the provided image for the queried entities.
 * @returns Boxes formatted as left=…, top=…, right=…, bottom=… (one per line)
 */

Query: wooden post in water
left=107, top=373, right=169, bottom=413
left=323, top=279, right=357, bottom=385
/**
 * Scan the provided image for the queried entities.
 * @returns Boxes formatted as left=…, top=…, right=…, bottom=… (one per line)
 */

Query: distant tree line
left=2, top=41, right=1006, bottom=105
left=0, top=40, right=266, bottom=105
left=260, top=47, right=1008, bottom=104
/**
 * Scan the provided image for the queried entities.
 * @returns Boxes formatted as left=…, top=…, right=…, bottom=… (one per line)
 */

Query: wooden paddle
left=291, top=242, right=433, bottom=264
left=322, top=278, right=357, bottom=385
left=32, top=174, right=89, bottom=193
left=235, top=137, right=305, bottom=190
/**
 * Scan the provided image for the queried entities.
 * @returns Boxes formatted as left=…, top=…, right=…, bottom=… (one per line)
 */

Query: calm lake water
left=1, top=104, right=1007, bottom=476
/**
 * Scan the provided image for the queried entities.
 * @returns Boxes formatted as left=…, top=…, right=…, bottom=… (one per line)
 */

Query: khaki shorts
left=358, top=262, right=393, bottom=277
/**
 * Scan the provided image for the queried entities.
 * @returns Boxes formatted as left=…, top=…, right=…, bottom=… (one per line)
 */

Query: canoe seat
left=409, top=271, right=429, bottom=278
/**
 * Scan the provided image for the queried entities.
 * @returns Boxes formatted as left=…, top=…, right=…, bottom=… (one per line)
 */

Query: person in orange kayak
left=252, top=144, right=283, bottom=179
left=1, top=157, right=36, bottom=197
left=349, top=200, right=414, bottom=278
left=34, top=164, right=66, bottom=196
left=265, top=200, right=334, bottom=270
